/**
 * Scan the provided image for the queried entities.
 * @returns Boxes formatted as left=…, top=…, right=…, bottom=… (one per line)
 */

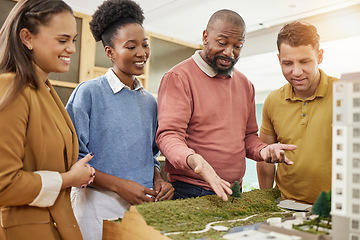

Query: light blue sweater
left=66, top=75, right=159, bottom=188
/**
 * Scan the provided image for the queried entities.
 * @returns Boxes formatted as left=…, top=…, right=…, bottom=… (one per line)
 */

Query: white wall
left=237, top=36, right=360, bottom=103
left=234, top=4, right=360, bottom=104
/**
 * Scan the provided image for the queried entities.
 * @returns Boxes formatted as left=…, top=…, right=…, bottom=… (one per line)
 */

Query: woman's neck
left=112, top=68, right=135, bottom=90
left=33, top=64, right=48, bottom=83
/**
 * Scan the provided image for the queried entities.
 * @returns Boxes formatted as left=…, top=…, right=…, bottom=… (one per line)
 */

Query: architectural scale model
left=332, top=71, right=360, bottom=240
left=103, top=72, right=360, bottom=240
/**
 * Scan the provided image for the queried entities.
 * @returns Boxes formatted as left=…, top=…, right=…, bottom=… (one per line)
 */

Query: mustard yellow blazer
left=0, top=73, right=82, bottom=240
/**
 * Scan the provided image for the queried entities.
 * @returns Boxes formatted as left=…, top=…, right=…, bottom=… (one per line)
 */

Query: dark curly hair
left=277, top=21, right=320, bottom=52
left=89, top=0, right=144, bottom=47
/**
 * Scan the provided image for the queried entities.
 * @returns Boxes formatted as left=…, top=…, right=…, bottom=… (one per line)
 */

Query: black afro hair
left=89, top=0, right=144, bottom=42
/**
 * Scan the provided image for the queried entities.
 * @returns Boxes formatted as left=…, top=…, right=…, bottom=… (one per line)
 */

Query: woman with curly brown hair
left=66, top=0, right=174, bottom=239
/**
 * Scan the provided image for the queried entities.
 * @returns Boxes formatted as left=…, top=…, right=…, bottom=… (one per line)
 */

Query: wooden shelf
left=49, top=80, right=78, bottom=88
left=3, top=0, right=202, bottom=104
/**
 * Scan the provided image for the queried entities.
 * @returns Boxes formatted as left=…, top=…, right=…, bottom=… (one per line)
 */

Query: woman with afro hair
left=65, top=0, right=174, bottom=239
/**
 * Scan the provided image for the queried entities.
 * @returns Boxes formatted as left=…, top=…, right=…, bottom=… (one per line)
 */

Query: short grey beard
left=206, top=53, right=237, bottom=76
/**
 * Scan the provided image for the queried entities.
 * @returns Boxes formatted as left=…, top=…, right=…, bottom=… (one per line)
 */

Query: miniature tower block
left=332, top=72, right=360, bottom=240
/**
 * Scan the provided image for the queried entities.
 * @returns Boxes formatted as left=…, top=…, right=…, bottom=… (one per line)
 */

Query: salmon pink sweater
left=156, top=51, right=267, bottom=190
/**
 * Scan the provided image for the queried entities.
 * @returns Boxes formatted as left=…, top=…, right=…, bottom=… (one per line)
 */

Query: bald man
left=156, top=9, right=296, bottom=201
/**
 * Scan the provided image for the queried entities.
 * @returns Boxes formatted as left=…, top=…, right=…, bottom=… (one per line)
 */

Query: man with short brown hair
left=257, top=21, right=338, bottom=204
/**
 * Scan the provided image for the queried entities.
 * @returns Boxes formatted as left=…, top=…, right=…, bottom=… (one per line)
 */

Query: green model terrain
left=136, top=188, right=291, bottom=239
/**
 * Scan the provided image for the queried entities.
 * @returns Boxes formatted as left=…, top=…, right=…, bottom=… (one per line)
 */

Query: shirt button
left=303, top=102, right=306, bottom=105
left=302, top=114, right=306, bottom=117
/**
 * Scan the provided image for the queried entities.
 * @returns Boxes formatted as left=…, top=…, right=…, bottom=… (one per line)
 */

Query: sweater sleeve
left=156, top=72, right=195, bottom=170
left=152, top=124, right=160, bottom=170
left=65, top=83, right=91, bottom=160
left=244, top=83, right=268, bottom=161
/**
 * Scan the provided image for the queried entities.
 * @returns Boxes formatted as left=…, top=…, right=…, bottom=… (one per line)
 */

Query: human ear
left=19, top=28, right=33, bottom=51
left=317, top=49, right=324, bottom=64
left=202, top=30, right=208, bottom=46
left=104, top=46, right=114, bottom=61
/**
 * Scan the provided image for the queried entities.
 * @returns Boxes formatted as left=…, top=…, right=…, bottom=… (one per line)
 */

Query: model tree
left=231, top=181, right=241, bottom=203
left=326, top=190, right=332, bottom=224
left=311, top=191, right=330, bottom=231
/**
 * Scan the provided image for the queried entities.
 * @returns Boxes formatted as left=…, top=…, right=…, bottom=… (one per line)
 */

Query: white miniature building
left=332, top=72, right=360, bottom=240
left=223, top=229, right=302, bottom=240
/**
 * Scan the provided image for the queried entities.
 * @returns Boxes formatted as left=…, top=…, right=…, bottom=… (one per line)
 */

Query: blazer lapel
left=42, top=80, right=78, bottom=170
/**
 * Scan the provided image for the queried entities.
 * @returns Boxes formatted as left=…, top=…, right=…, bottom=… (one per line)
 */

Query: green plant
left=311, top=191, right=330, bottom=231
left=230, top=181, right=241, bottom=202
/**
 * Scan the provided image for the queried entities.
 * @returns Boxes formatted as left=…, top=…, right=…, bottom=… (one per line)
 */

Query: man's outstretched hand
left=187, top=154, right=232, bottom=201
left=260, top=143, right=297, bottom=165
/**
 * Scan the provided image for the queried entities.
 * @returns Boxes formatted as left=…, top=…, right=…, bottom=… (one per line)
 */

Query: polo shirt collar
left=285, top=68, right=329, bottom=101
left=105, top=68, right=144, bottom=94
left=192, top=50, right=233, bottom=78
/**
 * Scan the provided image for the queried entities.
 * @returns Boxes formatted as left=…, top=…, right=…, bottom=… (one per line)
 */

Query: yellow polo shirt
left=261, top=69, right=338, bottom=204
